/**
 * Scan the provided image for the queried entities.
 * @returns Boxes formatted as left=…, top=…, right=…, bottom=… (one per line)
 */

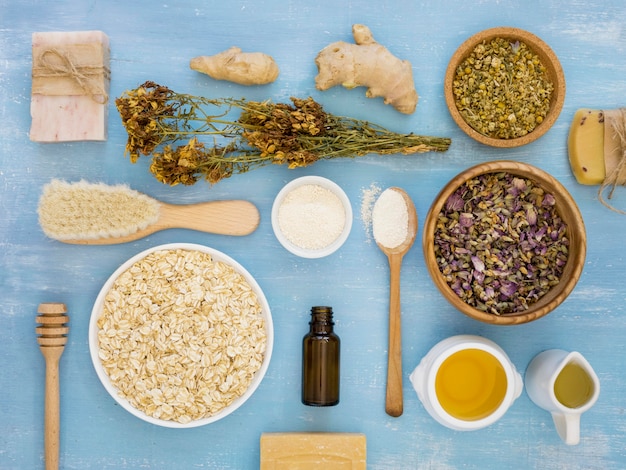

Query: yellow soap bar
left=260, top=432, right=366, bottom=469
left=568, top=109, right=606, bottom=185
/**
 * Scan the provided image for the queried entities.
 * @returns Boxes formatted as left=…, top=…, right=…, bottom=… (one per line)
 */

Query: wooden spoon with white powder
left=38, top=179, right=260, bottom=244
left=372, top=187, right=418, bottom=417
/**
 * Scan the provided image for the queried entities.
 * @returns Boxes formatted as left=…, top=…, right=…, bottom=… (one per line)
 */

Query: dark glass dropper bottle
left=302, top=306, right=340, bottom=406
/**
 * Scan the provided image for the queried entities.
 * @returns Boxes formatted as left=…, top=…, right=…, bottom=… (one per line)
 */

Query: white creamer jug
left=525, top=349, right=600, bottom=445
left=409, top=335, right=523, bottom=431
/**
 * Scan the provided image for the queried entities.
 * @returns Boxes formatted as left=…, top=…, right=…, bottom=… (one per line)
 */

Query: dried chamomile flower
left=452, top=38, right=553, bottom=139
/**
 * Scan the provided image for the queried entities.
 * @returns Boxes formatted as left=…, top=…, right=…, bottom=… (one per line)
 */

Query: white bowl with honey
left=410, top=335, right=523, bottom=431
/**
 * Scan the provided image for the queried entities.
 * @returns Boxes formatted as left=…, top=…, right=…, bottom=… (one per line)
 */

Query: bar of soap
left=568, top=109, right=606, bottom=185
left=260, top=432, right=366, bottom=469
left=30, top=31, right=110, bottom=142
left=568, top=108, right=626, bottom=185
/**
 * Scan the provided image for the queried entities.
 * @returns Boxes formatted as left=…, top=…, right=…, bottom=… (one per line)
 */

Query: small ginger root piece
left=190, top=47, right=279, bottom=86
left=315, top=24, right=418, bottom=114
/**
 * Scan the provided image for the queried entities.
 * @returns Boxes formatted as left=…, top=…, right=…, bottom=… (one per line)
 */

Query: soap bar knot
left=32, top=44, right=110, bottom=103
left=600, top=108, right=626, bottom=212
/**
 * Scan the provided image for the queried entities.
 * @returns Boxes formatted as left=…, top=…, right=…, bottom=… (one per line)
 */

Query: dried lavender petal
left=471, top=256, right=485, bottom=272
left=446, top=193, right=465, bottom=212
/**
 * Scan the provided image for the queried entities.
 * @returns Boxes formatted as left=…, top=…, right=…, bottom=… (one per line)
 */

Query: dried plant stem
left=115, top=81, right=451, bottom=186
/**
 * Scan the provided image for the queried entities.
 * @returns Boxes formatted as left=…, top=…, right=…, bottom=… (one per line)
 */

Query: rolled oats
left=97, top=248, right=267, bottom=423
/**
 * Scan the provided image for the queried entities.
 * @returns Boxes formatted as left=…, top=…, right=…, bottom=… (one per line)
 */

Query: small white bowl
left=89, top=242, right=274, bottom=428
left=410, top=335, right=523, bottom=431
left=271, top=176, right=352, bottom=258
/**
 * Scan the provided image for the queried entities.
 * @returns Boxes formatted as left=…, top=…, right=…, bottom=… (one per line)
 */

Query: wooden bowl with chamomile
left=422, top=161, right=586, bottom=325
left=444, top=27, right=565, bottom=148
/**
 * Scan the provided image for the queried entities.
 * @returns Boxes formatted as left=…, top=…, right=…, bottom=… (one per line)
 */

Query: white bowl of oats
left=89, top=243, right=273, bottom=428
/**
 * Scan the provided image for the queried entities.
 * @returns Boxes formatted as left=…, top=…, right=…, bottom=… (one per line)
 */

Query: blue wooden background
left=1, top=0, right=625, bottom=468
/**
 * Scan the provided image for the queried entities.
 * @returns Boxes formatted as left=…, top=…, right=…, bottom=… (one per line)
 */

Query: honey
left=435, top=348, right=507, bottom=420
left=554, top=362, right=595, bottom=408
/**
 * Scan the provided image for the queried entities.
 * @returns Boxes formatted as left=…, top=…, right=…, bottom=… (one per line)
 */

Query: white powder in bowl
left=277, top=184, right=345, bottom=250
left=372, top=188, right=409, bottom=249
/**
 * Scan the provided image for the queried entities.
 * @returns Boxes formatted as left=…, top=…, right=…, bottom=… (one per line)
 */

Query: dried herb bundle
left=115, top=81, right=451, bottom=186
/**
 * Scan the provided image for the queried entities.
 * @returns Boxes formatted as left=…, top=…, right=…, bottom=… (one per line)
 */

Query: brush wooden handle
left=37, top=303, right=69, bottom=470
left=157, top=200, right=260, bottom=235
left=63, top=200, right=260, bottom=245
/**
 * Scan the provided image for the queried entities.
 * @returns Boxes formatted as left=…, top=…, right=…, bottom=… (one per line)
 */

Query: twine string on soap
left=598, top=108, right=626, bottom=214
left=33, top=48, right=109, bottom=104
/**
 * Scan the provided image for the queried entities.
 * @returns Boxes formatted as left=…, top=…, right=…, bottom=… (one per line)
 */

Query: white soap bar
left=30, top=31, right=110, bottom=142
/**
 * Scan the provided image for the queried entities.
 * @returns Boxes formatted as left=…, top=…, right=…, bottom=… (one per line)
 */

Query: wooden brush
left=37, top=179, right=260, bottom=244
left=36, top=303, right=69, bottom=470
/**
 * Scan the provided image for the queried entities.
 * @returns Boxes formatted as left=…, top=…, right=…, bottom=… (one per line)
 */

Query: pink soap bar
left=30, top=31, right=110, bottom=142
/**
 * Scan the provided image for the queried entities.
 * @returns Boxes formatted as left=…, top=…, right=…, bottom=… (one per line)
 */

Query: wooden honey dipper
left=36, top=302, right=69, bottom=470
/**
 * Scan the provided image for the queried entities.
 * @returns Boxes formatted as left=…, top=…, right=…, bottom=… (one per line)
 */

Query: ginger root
left=190, top=47, right=279, bottom=86
left=315, top=24, right=418, bottom=114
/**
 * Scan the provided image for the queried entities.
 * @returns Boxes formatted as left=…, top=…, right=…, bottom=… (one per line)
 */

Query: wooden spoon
left=36, top=303, right=69, bottom=470
left=374, top=188, right=418, bottom=417
left=62, top=200, right=260, bottom=245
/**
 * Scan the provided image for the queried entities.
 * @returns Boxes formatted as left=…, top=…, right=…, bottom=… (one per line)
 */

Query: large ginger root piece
left=315, top=24, right=418, bottom=114
left=190, top=47, right=279, bottom=86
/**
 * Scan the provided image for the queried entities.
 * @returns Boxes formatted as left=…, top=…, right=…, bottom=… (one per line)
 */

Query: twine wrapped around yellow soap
left=599, top=108, right=626, bottom=213
left=32, top=44, right=110, bottom=103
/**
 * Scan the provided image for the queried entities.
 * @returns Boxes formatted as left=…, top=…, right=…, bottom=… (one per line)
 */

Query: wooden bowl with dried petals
left=423, top=161, right=586, bottom=325
left=444, top=27, right=566, bottom=147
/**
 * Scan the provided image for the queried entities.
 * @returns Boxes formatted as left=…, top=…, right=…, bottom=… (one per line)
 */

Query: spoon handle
left=385, top=253, right=404, bottom=417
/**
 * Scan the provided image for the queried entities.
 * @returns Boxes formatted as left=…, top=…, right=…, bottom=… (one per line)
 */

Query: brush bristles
left=36, top=303, right=69, bottom=347
left=37, top=179, right=160, bottom=241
